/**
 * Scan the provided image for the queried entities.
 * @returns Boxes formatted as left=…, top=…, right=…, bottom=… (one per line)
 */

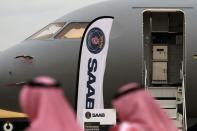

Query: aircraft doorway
left=143, top=10, right=185, bottom=86
left=143, top=10, right=186, bottom=130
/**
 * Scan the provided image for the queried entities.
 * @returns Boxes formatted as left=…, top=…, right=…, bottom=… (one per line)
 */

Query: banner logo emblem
left=85, top=111, right=92, bottom=119
left=86, top=28, right=105, bottom=54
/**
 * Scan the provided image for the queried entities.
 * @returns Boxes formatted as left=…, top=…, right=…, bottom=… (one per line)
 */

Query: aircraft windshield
left=55, top=22, right=89, bottom=39
left=28, top=23, right=65, bottom=40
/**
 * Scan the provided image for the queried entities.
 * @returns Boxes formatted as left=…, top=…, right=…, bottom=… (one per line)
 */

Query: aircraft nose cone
left=0, top=55, right=3, bottom=85
left=0, top=52, right=21, bottom=111
left=0, top=54, right=14, bottom=86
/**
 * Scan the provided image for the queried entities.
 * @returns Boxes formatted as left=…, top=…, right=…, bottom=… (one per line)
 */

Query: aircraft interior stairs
left=147, top=86, right=187, bottom=131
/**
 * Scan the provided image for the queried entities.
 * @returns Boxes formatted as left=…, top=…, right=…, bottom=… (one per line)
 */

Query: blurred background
left=0, top=0, right=106, bottom=51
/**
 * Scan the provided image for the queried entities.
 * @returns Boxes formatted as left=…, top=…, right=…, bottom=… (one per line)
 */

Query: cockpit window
left=55, top=22, right=89, bottom=39
left=28, top=23, right=65, bottom=40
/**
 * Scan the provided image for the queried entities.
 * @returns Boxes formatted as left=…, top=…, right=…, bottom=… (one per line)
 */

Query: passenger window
left=55, top=22, right=89, bottom=39
left=28, top=23, right=65, bottom=40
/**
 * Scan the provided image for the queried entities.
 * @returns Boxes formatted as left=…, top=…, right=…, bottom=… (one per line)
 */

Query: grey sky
left=0, top=0, right=105, bottom=51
